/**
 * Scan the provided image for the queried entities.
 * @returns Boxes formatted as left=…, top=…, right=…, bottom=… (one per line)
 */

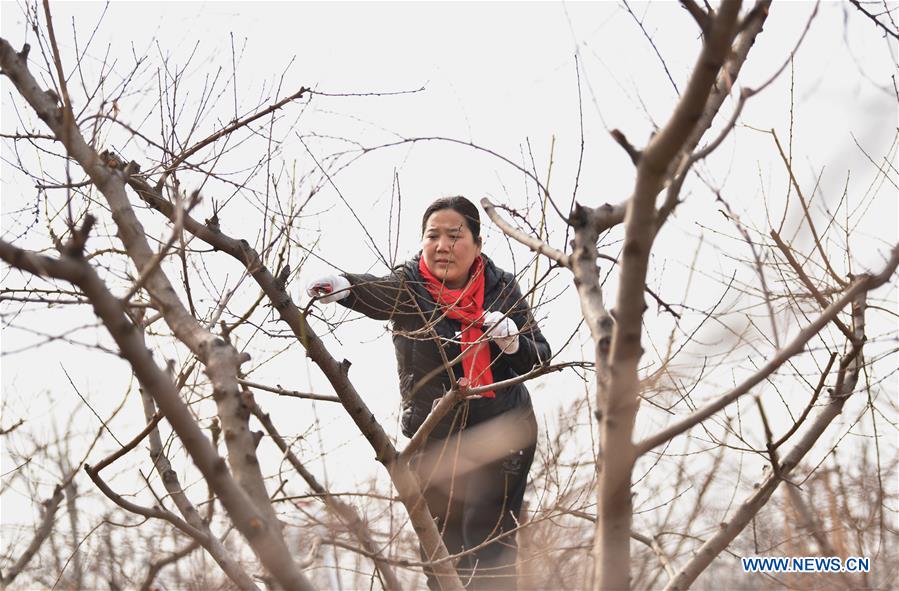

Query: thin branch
left=237, top=379, right=340, bottom=403
left=84, top=464, right=209, bottom=541
left=482, top=198, right=567, bottom=265
left=770, top=130, right=848, bottom=287
left=89, top=412, right=163, bottom=473
left=770, top=229, right=854, bottom=341
left=0, top=418, right=25, bottom=436
left=848, top=0, right=899, bottom=40
left=40, top=0, right=72, bottom=117
left=718, top=195, right=780, bottom=348
left=631, top=531, right=677, bottom=582
left=771, top=352, right=836, bottom=449
left=121, top=190, right=200, bottom=304
left=623, top=0, right=681, bottom=96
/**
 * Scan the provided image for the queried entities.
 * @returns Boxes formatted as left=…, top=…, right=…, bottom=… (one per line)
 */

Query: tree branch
left=0, top=38, right=310, bottom=589
left=656, top=0, right=773, bottom=229
left=154, top=86, right=309, bottom=192
left=137, top=539, right=202, bottom=591
left=237, top=378, right=340, bottom=403
left=592, top=3, right=743, bottom=588
left=136, top=383, right=259, bottom=591
left=0, top=485, right=64, bottom=587
left=247, top=397, right=402, bottom=591
left=848, top=0, right=899, bottom=40
left=481, top=197, right=570, bottom=267
left=662, top=287, right=871, bottom=590
left=84, top=464, right=210, bottom=542
left=123, top=173, right=464, bottom=590
left=680, top=0, right=711, bottom=33
left=770, top=229, right=854, bottom=341
left=0, top=237, right=313, bottom=591
left=635, top=245, right=898, bottom=456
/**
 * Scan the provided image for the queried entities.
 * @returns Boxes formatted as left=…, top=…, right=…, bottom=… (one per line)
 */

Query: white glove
left=306, top=274, right=351, bottom=304
left=482, top=310, right=520, bottom=354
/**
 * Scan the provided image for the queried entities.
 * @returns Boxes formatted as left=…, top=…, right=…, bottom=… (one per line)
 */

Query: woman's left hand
left=482, top=311, right=520, bottom=354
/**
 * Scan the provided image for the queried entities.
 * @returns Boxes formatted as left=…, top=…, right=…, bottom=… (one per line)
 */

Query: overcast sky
left=2, top=1, right=896, bottom=548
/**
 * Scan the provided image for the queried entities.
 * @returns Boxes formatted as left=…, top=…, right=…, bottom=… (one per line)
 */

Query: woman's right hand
left=306, top=274, right=351, bottom=304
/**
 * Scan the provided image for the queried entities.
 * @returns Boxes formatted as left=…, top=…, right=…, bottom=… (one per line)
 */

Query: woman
left=307, top=196, right=550, bottom=590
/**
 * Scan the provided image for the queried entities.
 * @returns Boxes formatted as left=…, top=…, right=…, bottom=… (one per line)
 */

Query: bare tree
left=2, top=1, right=896, bottom=590
left=481, top=1, right=898, bottom=589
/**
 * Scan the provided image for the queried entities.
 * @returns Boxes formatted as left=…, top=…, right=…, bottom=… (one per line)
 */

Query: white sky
left=1, top=0, right=897, bottom=575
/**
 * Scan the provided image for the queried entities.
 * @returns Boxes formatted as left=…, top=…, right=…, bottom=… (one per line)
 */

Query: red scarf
left=418, top=255, right=495, bottom=398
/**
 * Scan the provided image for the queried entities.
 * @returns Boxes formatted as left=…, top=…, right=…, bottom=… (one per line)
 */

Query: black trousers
left=416, top=409, right=538, bottom=590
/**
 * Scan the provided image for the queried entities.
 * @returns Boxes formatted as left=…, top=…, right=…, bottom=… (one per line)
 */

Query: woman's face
left=421, top=208, right=481, bottom=289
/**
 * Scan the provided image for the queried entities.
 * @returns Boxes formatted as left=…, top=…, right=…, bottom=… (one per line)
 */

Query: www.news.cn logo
left=741, top=556, right=870, bottom=573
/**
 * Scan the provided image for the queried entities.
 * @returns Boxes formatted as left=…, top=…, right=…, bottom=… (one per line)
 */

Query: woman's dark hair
left=420, top=196, right=481, bottom=245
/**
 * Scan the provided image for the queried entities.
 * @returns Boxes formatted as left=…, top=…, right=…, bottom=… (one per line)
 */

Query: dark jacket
left=339, top=254, right=551, bottom=439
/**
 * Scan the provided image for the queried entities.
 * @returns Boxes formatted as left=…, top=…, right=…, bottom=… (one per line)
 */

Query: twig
left=461, top=361, right=589, bottom=398
left=755, top=395, right=781, bottom=478
left=89, top=412, right=163, bottom=473
left=718, top=195, right=780, bottom=348
left=0, top=418, right=25, bottom=436
left=848, top=0, right=899, bottom=40
left=531, top=136, right=556, bottom=308
left=40, top=0, right=72, bottom=116
left=60, top=363, right=124, bottom=446
left=121, top=190, right=200, bottom=304
left=361, top=135, right=567, bottom=222
left=770, top=130, right=848, bottom=287
left=138, top=539, right=201, bottom=591
left=631, top=531, right=677, bottom=581
left=623, top=0, right=681, bottom=95
left=222, top=289, right=266, bottom=338
left=771, top=352, right=837, bottom=449
left=770, top=229, right=854, bottom=341
left=238, top=378, right=340, bottom=403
